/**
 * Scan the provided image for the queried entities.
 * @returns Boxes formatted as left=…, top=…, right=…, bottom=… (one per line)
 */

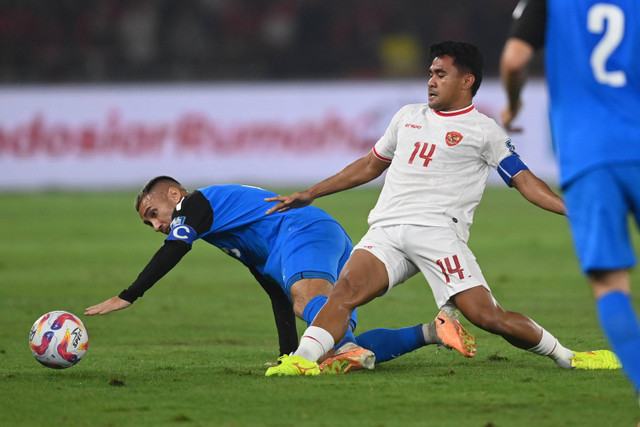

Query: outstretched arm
left=85, top=240, right=191, bottom=315
left=265, top=150, right=389, bottom=214
left=511, top=170, right=566, bottom=215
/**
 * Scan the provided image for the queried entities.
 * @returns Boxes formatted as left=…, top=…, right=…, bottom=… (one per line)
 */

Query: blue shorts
left=264, top=219, right=353, bottom=298
left=564, top=163, right=640, bottom=273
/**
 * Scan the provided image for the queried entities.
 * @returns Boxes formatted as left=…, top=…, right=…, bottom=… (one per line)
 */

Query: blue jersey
left=167, top=184, right=352, bottom=289
left=545, top=0, right=640, bottom=186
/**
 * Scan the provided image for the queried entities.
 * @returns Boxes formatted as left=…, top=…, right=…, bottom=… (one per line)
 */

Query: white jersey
left=369, top=103, right=512, bottom=242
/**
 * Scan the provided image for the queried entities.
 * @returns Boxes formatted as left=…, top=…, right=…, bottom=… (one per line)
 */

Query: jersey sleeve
left=372, top=105, right=411, bottom=162
left=481, top=120, right=530, bottom=187
left=497, top=147, right=530, bottom=187
left=118, top=240, right=191, bottom=303
left=481, top=121, right=513, bottom=168
left=508, top=0, right=546, bottom=50
left=119, top=191, right=214, bottom=304
left=166, top=190, right=214, bottom=244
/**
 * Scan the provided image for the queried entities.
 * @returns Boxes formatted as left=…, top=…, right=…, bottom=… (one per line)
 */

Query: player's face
left=138, top=191, right=177, bottom=235
left=427, top=55, right=472, bottom=111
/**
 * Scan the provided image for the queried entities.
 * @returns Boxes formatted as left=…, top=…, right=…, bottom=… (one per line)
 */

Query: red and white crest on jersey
left=445, top=131, right=463, bottom=147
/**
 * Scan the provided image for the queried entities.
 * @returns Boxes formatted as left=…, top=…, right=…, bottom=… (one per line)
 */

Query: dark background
left=0, top=0, right=533, bottom=84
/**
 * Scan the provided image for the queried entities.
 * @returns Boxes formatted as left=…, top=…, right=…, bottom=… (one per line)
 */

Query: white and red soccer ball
left=29, top=311, right=89, bottom=369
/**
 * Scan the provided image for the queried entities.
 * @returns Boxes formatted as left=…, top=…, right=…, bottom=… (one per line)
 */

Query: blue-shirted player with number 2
left=501, top=0, right=640, bottom=403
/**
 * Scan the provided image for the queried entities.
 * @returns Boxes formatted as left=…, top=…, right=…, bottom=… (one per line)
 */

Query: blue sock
left=597, top=291, right=640, bottom=393
left=302, top=296, right=357, bottom=349
left=355, top=325, right=426, bottom=364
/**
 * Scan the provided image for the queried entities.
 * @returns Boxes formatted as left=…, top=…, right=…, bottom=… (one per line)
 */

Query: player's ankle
left=422, top=322, right=440, bottom=345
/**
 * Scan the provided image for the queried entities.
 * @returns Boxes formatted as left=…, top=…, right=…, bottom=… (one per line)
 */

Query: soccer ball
left=29, top=311, right=89, bottom=369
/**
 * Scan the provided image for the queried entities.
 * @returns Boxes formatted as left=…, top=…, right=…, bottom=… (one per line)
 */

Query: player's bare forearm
left=305, top=156, right=378, bottom=199
left=500, top=38, right=535, bottom=131
left=265, top=151, right=388, bottom=214
left=511, top=170, right=566, bottom=215
left=85, top=296, right=132, bottom=316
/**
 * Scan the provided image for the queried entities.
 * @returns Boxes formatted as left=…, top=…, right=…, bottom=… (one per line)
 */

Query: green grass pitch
left=1, top=187, right=638, bottom=426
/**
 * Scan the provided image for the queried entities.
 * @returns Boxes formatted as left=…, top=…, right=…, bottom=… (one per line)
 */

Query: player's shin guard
left=597, top=291, right=640, bottom=392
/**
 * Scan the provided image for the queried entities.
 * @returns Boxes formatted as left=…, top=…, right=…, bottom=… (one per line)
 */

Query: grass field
left=1, top=187, right=639, bottom=426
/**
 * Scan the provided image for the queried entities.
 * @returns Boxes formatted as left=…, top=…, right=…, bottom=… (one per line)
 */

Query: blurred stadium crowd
left=0, top=0, right=521, bottom=83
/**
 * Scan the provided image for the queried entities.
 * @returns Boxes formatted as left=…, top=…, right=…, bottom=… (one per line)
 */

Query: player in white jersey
left=263, top=41, right=620, bottom=376
left=365, top=101, right=518, bottom=310
left=369, top=103, right=512, bottom=243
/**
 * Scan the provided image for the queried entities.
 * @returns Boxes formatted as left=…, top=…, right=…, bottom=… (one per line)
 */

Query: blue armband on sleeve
left=498, top=155, right=529, bottom=187
left=166, top=223, right=197, bottom=244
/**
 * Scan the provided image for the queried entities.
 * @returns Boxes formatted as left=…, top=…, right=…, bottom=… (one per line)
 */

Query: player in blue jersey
left=501, top=0, right=640, bottom=401
left=85, top=176, right=475, bottom=372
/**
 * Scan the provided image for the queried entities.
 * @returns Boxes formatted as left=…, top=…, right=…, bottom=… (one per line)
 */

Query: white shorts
left=353, top=224, right=490, bottom=310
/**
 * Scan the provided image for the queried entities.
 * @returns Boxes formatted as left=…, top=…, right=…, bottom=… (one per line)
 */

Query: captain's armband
left=498, top=155, right=529, bottom=187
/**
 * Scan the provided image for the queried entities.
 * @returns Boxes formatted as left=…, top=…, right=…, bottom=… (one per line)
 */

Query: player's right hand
left=85, top=296, right=131, bottom=316
left=500, top=101, right=524, bottom=133
left=264, top=191, right=313, bottom=215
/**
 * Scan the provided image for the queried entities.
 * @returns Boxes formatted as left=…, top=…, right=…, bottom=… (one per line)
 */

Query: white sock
left=293, top=326, right=335, bottom=362
left=421, top=322, right=440, bottom=344
left=527, top=328, right=575, bottom=368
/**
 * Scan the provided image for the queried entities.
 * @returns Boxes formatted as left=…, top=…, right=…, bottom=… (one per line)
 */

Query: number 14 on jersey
left=409, top=142, right=436, bottom=167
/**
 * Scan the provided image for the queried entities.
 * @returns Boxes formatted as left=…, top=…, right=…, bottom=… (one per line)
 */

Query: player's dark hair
left=429, top=41, right=483, bottom=96
left=135, top=176, right=184, bottom=212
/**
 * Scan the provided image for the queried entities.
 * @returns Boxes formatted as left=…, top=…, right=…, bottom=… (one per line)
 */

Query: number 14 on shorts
left=436, top=255, right=465, bottom=283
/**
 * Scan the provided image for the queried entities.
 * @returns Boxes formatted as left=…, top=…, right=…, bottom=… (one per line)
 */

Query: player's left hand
left=85, top=296, right=131, bottom=316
